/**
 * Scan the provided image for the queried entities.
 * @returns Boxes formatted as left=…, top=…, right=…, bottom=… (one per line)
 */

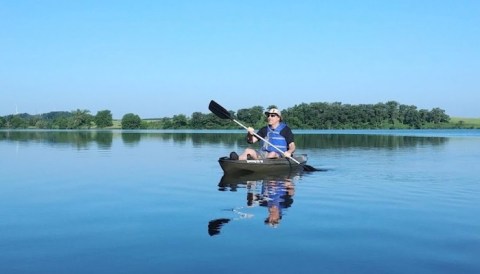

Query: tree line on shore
left=0, top=101, right=474, bottom=130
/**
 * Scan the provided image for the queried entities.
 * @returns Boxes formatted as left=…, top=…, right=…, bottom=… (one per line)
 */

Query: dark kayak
left=218, top=154, right=308, bottom=174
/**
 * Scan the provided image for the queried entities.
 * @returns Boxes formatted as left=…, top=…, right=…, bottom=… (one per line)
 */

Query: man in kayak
left=230, top=108, right=296, bottom=160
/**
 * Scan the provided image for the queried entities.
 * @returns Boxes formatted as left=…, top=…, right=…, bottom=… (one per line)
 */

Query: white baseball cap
left=264, top=108, right=282, bottom=120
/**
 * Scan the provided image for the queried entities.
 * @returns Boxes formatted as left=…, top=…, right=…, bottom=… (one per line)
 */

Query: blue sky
left=1, top=0, right=479, bottom=118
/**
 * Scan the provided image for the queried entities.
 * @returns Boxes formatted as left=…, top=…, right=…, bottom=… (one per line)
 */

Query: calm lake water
left=1, top=129, right=479, bottom=274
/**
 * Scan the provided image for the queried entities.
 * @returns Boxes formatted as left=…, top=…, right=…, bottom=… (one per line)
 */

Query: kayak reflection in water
left=208, top=177, right=296, bottom=236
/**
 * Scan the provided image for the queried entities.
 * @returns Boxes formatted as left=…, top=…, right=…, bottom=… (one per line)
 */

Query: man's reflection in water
left=247, top=179, right=294, bottom=228
left=209, top=175, right=297, bottom=236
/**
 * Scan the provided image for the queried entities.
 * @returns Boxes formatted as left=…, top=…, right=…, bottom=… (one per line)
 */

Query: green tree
left=121, top=113, right=142, bottom=129
left=94, top=110, right=113, bottom=128
left=283, top=103, right=307, bottom=129
left=386, top=101, right=400, bottom=125
left=372, top=103, right=388, bottom=128
left=8, top=115, right=28, bottom=128
left=402, top=105, right=422, bottom=128
left=159, top=117, right=173, bottom=129
left=190, top=112, right=207, bottom=129
left=171, top=114, right=188, bottom=129
left=67, top=109, right=93, bottom=129
left=35, top=120, right=51, bottom=129
left=427, top=108, right=450, bottom=123
left=237, top=106, right=264, bottom=128
left=53, top=117, right=69, bottom=129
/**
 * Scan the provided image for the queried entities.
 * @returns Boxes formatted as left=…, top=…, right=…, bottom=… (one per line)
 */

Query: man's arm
left=284, top=142, right=296, bottom=158
left=282, top=127, right=295, bottom=157
left=246, top=126, right=267, bottom=144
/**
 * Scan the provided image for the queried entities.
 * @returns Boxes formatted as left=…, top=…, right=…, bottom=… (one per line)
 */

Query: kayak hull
left=218, top=154, right=308, bottom=174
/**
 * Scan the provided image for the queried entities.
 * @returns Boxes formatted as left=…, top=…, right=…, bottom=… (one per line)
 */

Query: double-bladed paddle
left=208, top=100, right=321, bottom=172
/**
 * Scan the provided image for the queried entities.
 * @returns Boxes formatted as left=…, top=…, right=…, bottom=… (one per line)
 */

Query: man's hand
left=247, top=127, right=255, bottom=135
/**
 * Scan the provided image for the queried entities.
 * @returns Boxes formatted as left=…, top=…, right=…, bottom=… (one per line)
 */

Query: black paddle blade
left=208, top=218, right=231, bottom=236
left=302, top=164, right=319, bottom=172
left=209, top=100, right=233, bottom=120
left=302, top=164, right=328, bottom=172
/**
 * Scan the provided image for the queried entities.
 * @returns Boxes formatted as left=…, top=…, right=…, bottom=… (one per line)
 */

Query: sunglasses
left=267, top=114, right=278, bottom=118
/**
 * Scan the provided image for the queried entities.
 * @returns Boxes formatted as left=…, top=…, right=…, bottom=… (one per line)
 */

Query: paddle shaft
left=231, top=119, right=302, bottom=165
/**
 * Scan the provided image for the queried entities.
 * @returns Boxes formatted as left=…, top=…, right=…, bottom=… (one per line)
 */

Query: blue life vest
left=262, top=122, right=287, bottom=155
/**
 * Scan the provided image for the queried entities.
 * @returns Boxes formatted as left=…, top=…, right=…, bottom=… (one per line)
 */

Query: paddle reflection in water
left=208, top=171, right=301, bottom=236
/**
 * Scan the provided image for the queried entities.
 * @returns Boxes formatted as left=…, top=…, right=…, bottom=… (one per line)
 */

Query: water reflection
left=0, top=130, right=115, bottom=150
left=95, top=131, right=113, bottom=149
left=254, top=179, right=295, bottom=227
left=121, top=132, right=141, bottom=146
left=0, top=130, right=450, bottom=150
left=209, top=171, right=300, bottom=236
left=295, top=134, right=449, bottom=150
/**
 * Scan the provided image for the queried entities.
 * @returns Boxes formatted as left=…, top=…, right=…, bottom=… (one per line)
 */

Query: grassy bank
left=450, top=117, right=480, bottom=128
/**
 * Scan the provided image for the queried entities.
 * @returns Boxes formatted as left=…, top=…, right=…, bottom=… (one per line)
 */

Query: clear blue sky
left=1, top=0, right=479, bottom=118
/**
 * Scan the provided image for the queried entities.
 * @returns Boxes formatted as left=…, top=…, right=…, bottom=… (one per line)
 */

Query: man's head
left=265, top=205, right=281, bottom=228
left=264, top=108, right=282, bottom=122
